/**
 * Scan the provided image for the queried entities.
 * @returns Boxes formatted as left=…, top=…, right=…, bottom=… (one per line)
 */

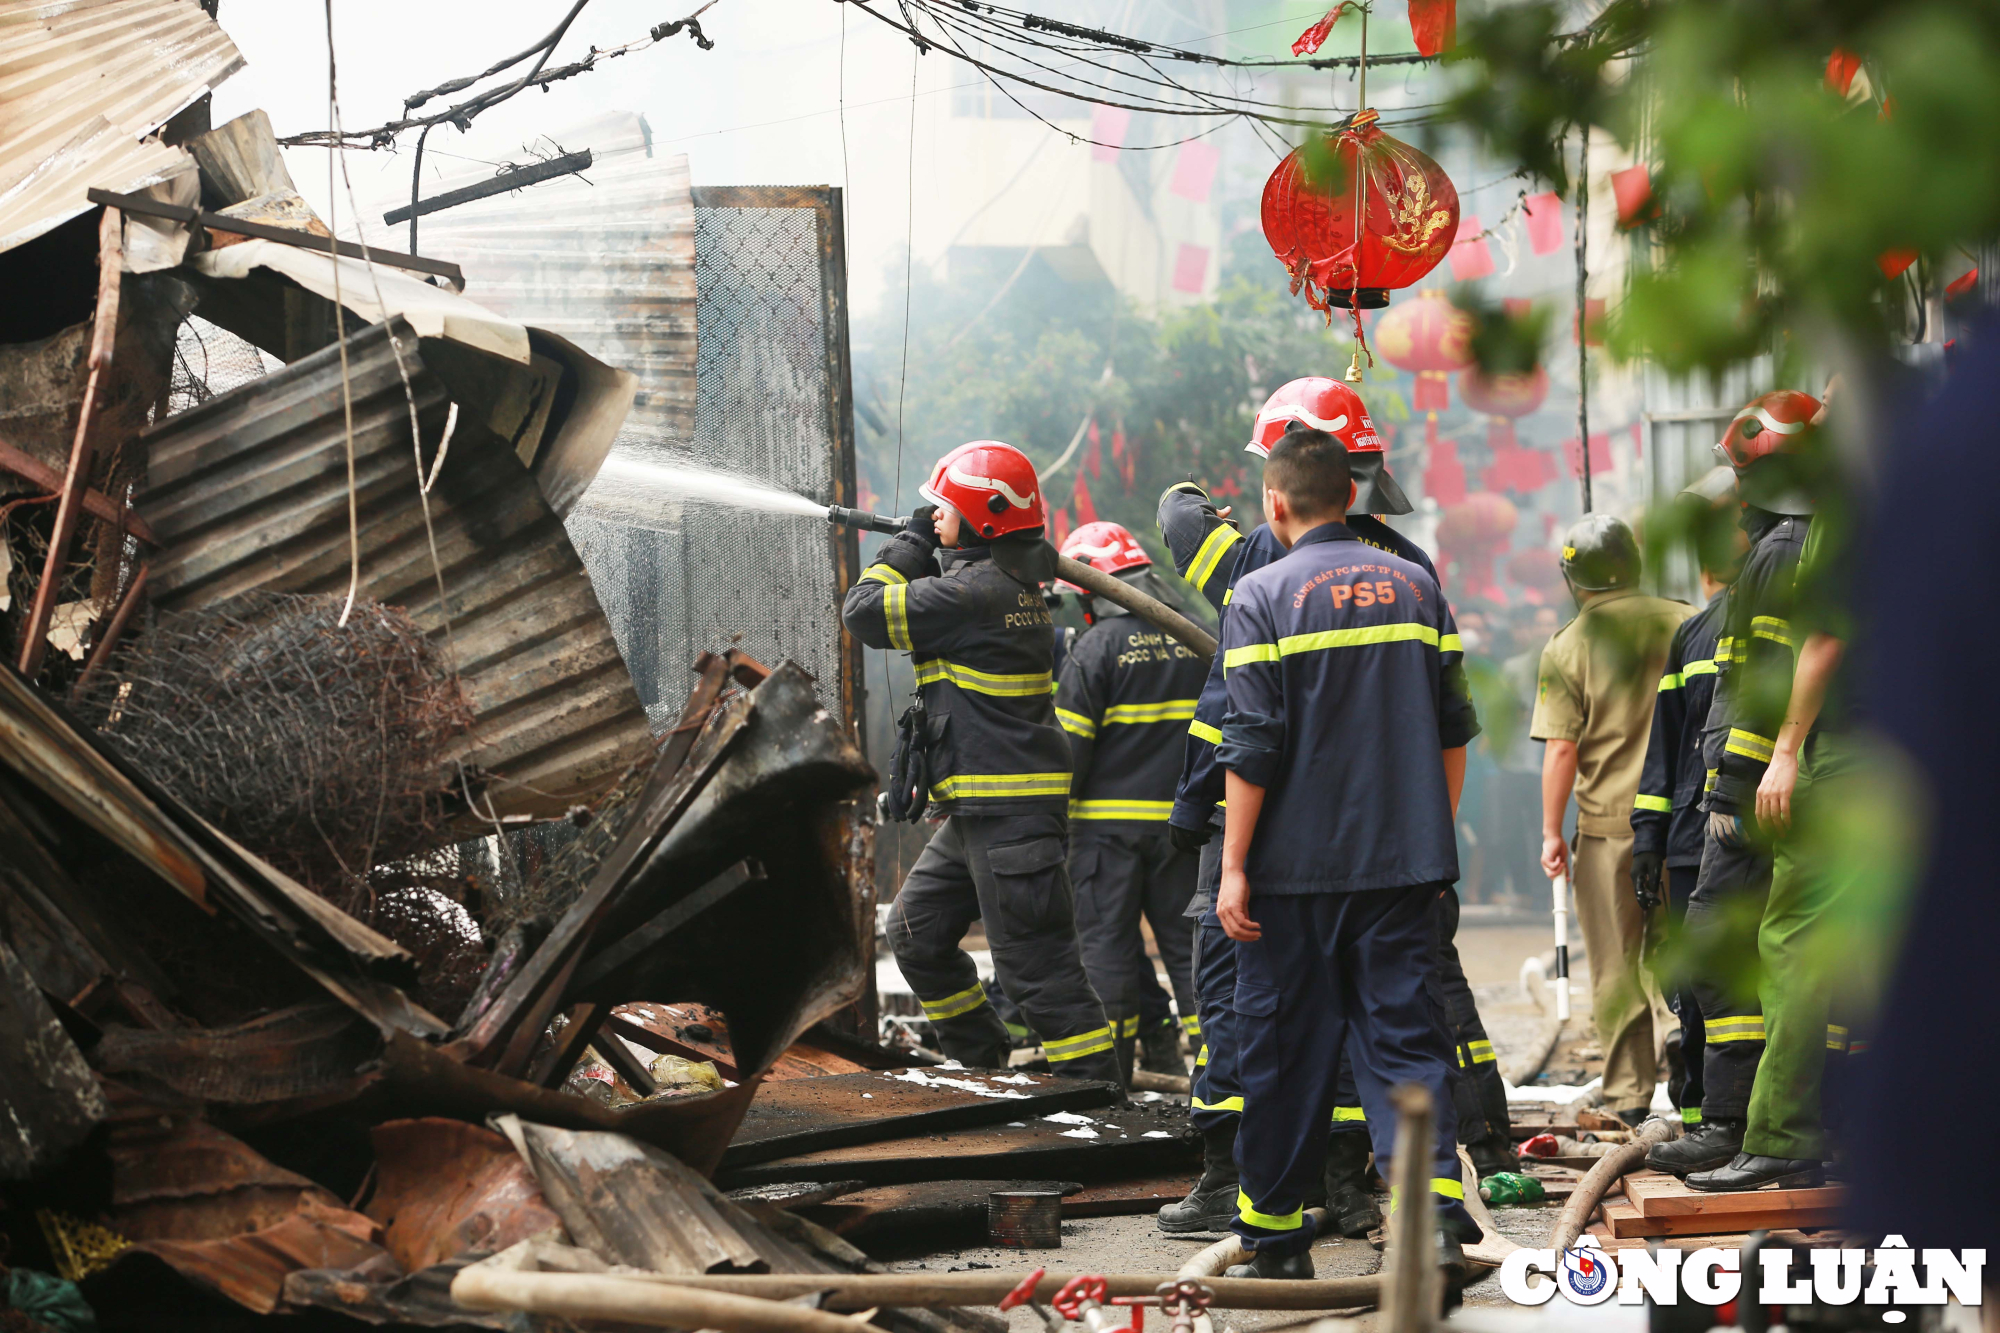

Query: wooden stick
left=71, top=562, right=147, bottom=698
left=1381, top=1084, right=1438, bottom=1332
left=20, top=208, right=122, bottom=679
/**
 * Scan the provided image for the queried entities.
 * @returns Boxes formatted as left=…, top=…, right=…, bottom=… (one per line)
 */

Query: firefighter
left=1214, top=428, right=1481, bottom=1279
left=1052, top=521, right=1209, bottom=1082
left=1630, top=467, right=1748, bottom=1123
left=844, top=441, right=1120, bottom=1083
left=1154, top=378, right=1504, bottom=1241
left=1647, top=391, right=1820, bottom=1177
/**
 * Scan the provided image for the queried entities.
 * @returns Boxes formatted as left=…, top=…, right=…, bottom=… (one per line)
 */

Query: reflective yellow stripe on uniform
left=921, top=982, right=988, bottom=1022
left=1070, top=799, right=1174, bottom=821
left=1725, top=728, right=1776, bottom=762
left=1705, top=1014, right=1766, bottom=1042
left=1704, top=767, right=1719, bottom=793
left=1225, top=623, right=1442, bottom=674
left=1182, top=1015, right=1201, bottom=1036
left=1188, top=719, right=1222, bottom=746
left=1752, top=615, right=1798, bottom=650
left=1044, top=1026, right=1114, bottom=1061
left=1187, top=524, right=1243, bottom=592
left=1827, top=1024, right=1849, bottom=1051
left=1439, top=633, right=1463, bottom=655
left=1221, top=587, right=1234, bottom=606
left=1634, top=793, right=1673, bottom=813
left=1237, top=1191, right=1303, bottom=1231
left=885, top=583, right=913, bottom=651
left=1193, top=1094, right=1242, bottom=1112
left=1195, top=1044, right=1209, bottom=1067
left=1467, top=1039, right=1496, bottom=1065
left=1331, top=1106, right=1366, bottom=1123
left=1117, top=1016, right=1141, bottom=1038
left=1682, top=657, right=1718, bottom=678
left=1389, top=1179, right=1466, bottom=1211
left=916, top=659, right=1053, bottom=697
left=861, top=563, right=907, bottom=587
left=1716, top=635, right=1737, bottom=662
left=1056, top=708, right=1097, bottom=738
left=931, top=773, right=1072, bottom=800
left=1658, top=671, right=1684, bottom=692
left=1104, top=699, right=1199, bottom=725
left=1682, top=1106, right=1703, bottom=1124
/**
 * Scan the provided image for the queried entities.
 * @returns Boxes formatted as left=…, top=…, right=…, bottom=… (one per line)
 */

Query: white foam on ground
left=889, top=1069, right=1028, bottom=1099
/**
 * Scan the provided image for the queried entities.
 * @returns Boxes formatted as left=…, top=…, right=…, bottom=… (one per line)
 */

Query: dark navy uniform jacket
left=1701, top=508, right=1811, bottom=817
left=1156, top=486, right=1475, bottom=833
left=1055, top=591, right=1210, bottom=833
left=1631, top=588, right=1727, bottom=868
left=1217, top=521, right=1474, bottom=894
left=842, top=533, right=1070, bottom=816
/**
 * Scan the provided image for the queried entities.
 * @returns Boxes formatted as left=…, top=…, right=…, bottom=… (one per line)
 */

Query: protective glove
left=903, top=504, right=939, bottom=548
left=1632, top=849, right=1664, bottom=911
left=1706, top=808, right=1746, bottom=851
left=1159, top=478, right=1238, bottom=532
left=1168, top=820, right=1213, bottom=854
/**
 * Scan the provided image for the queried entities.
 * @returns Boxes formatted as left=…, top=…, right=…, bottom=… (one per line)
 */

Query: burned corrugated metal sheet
left=0, top=0, right=243, bottom=252
left=365, top=1118, right=562, bottom=1273
left=0, top=933, right=106, bottom=1177
left=134, top=316, right=655, bottom=821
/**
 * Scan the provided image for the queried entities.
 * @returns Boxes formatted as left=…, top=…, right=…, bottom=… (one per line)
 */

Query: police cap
left=1560, top=514, right=1641, bottom=591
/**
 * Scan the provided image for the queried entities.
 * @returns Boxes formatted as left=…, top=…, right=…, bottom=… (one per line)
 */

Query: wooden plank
left=1589, top=1225, right=1824, bottom=1255
left=718, top=1102, right=1198, bottom=1190
left=1604, top=1198, right=1844, bottom=1239
left=1063, top=1175, right=1203, bottom=1218
left=1623, top=1170, right=1844, bottom=1221
left=725, top=1069, right=1123, bottom=1168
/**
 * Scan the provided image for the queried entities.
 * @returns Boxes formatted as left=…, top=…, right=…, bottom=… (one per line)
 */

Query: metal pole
left=1574, top=127, right=1592, bottom=514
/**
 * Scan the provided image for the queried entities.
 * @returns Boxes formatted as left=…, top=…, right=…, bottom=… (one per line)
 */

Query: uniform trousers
left=1681, top=831, right=1773, bottom=1119
left=1072, top=828, right=1199, bottom=1045
left=1430, top=885, right=1510, bottom=1147
left=1189, top=842, right=1365, bottom=1136
left=1664, top=866, right=1707, bottom=1119
left=890, top=812, right=1121, bottom=1082
left=1571, top=832, right=1675, bottom=1112
left=1231, top=885, right=1472, bottom=1257
left=1744, top=734, right=1860, bottom=1162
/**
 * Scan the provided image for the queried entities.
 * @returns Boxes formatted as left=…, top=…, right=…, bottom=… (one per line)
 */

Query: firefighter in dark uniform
left=1153, top=379, right=1505, bottom=1242
left=1630, top=467, right=1747, bottom=1124
left=1052, top=520, right=1209, bottom=1081
left=844, top=440, right=1120, bottom=1083
left=1648, top=391, right=1821, bottom=1176
left=1215, top=429, right=1481, bottom=1279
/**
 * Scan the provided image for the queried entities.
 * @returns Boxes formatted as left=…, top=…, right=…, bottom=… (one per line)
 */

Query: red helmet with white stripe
left=1714, top=391, right=1823, bottom=515
left=1052, top=520, right=1150, bottom=594
left=1246, top=378, right=1411, bottom=515
left=920, top=440, right=1046, bottom=540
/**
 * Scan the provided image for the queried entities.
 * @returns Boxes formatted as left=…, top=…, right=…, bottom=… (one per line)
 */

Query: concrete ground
left=882, top=916, right=1618, bottom=1330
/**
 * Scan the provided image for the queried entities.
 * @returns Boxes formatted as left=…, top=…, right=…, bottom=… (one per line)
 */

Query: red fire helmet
left=1053, top=520, right=1150, bottom=594
left=1246, top=378, right=1411, bottom=515
left=1713, top=390, right=1823, bottom=515
left=920, top=440, right=1046, bottom=540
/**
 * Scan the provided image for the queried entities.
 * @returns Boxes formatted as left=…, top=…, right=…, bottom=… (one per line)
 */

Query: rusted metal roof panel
left=134, top=316, right=655, bottom=820
left=0, top=0, right=243, bottom=252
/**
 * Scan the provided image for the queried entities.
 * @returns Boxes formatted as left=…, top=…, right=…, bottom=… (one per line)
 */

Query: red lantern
left=1459, top=365, right=1550, bottom=450
left=1435, top=492, right=1518, bottom=605
left=1261, top=112, right=1460, bottom=314
left=1375, top=290, right=1474, bottom=412
left=1505, top=547, right=1565, bottom=605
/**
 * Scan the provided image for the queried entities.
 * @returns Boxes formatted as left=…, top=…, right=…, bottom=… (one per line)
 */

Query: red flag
left=1425, top=438, right=1467, bottom=507
left=1292, top=4, right=1342, bottom=56
left=1878, top=249, right=1918, bottom=281
left=1482, top=442, right=1557, bottom=495
left=1086, top=420, right=1102, bottom=480
left=1523, top=193, right=1564, bottom=255
left=1947, top=267, right=1980, bottom=300
left=1449, top=215, right=1495, bottom=281
left=1052, top=507, right=1071, bottom=548
left=1407, top=0, right=1456, bottom=57
left=1610, top=165, right=1655, bottom=228
left=1826, top=48, right=1861, bottom=96
left=1072, top=471, right=1098, bottom=526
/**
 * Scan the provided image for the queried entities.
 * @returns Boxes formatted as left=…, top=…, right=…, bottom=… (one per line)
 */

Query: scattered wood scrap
left=1599, top=1170, right=1844, bottom=1238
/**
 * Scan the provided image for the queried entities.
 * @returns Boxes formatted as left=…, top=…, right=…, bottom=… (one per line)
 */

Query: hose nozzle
left=826, top=505, right=909, bottom=536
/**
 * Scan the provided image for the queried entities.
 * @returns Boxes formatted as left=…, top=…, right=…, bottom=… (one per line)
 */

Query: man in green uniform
left=1532, top=516, right=1692, bottom=1124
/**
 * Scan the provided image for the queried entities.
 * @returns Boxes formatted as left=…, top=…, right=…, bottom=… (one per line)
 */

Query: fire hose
left=828, top=507, right=1218, bottom=662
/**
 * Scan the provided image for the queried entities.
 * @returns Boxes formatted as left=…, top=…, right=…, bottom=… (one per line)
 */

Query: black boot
left=1645, top=1117, right=1745, bottom=1177
left=1224, top=1248, right=1316, bottom=1280
left=1322, top=1132, right=1381, bottom=1238
left=1466, top=1131, right=1519, bottom=1179
left=1687, top=1153, right=1825, bottom=1193
left=1113, top=1033, right=1137, bottom=1087
left=1158, top=1120, right=1239, bottom=1233
left=1664, top=1028, right=1688, bottom=1110
left=1141, top=1020, right=1185, bottom=1076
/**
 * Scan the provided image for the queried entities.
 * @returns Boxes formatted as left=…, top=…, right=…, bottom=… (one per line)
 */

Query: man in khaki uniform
left=1532, top=515, right=1693, bottom=1122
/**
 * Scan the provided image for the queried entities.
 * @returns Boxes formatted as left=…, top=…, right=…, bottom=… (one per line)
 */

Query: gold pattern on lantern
left=1378, top=172, right=1452, bottom=256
